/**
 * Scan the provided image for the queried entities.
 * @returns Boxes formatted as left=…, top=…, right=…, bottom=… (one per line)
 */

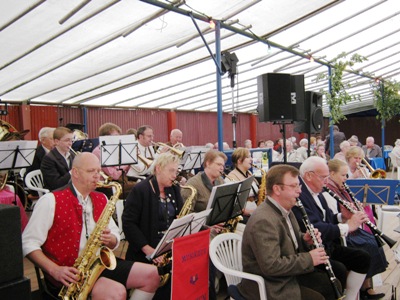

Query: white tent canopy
left=1, top=0, right=399, bottom=116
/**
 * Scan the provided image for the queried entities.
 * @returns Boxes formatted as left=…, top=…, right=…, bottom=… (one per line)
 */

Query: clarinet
left=296, top=198, right=345, bottom=300
left=324, top=185, right=396, bottom=248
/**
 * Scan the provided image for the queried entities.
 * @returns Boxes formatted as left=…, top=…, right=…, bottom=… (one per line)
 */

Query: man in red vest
left=22, top=152, right=160, bottom=300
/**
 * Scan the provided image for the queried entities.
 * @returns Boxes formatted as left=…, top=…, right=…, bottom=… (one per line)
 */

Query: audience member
left=362, top=136, right=382, bottom=158
left=333, top=140, right=350, bottom=162
left=348, top=135, right=362, bottom=147
left=295, top=138, right=309, bottom=162
left=392, top=139, right=400, bottom=159
left=244, top=139, right=252, bottom=149
left=265, top=140, right=280, bottom=161
left=325, top=125, right=346, bottom=157
left=41, top=127, right=75, bottom=191
left=314, top=142, right=328, bottom=161
left=257, top=140, right=265, bottom=148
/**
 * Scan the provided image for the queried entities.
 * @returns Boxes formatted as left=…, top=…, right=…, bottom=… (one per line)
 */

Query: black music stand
left=206, top=176, right=253, bottom=226
left=346, top=179, right=398, bottom=205
left=181, top=146, right=209, bottom=172
left=0, top=140, right=38, bottom=204
left=148, top=209, right=212, bottom=260
left=99, top=135, right=138, bottom=197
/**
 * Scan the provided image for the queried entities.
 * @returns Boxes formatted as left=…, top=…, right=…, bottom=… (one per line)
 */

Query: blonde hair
left=153, top=152, right=180, bottom=175
left=345, top=146, right=364, bottom=162
left=328, top=159, right=347, bottom=173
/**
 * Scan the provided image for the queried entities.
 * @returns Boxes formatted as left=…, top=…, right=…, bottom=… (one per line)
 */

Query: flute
left=296, top=198, right=345, bottom=300
left=324, top=186, right=396, bottom=248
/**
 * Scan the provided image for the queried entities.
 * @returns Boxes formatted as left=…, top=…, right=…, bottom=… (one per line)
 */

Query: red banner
left=172, top=229, right=210, bottom=300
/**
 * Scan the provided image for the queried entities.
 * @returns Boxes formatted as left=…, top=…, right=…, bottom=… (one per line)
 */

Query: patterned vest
left=42, top=187, right=107, bottom=267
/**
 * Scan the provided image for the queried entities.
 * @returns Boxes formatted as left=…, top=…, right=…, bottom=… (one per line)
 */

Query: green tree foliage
left=317, top=52, right=367, bottom=124
left=374, top=79, right=400, bottom=122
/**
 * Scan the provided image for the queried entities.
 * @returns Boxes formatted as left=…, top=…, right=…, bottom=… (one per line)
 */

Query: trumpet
left=361, top=158, right=386, bottom=179
left=152, top=142, right=185, bottom=157
left=137, top=154, right=153, bottom=168
left=69, top=147, right=80, bottom=156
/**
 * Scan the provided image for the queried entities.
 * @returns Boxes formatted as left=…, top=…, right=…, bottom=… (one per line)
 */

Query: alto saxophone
left=252, top=164, right=267, bottom=206
left=59, top=181, right=122, bottom=300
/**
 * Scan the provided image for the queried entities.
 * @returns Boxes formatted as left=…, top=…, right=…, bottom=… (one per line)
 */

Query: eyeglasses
left=309, top=171, right=329, bottom=181
left=277, top=183, right=302, bottom=190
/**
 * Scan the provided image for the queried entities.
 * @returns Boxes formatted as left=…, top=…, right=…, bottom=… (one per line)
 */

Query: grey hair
left=38, top=127, right=55, bottom=140
left=299, top=156, right=327, bottom=176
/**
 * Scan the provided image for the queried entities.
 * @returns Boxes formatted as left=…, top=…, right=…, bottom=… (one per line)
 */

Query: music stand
left=346, top=179, right=398, bottom=205
left=99, top=135, right=137, bottom=196
left=148, top=209, right=212, bottom=260
left=0, top=140, right=38, bottom=204
left=181, top=146, right=209, bottom=171
left=206, top=176, right=253, bottom=226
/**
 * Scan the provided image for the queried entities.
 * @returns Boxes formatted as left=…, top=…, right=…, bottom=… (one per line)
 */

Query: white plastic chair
left=209, top=233, right=267, bottom=300
left=115, top=199, right=125, bottom=240
left=388, top=152, right=400, bottom=180
left=24, top=170, right=49, bottom=197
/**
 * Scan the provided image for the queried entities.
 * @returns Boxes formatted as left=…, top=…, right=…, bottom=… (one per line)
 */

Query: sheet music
left=99, top=134, right=137, bottom=166
left=182, top=146, right=209, bottom=170
left=0, top=140, right=38, bottom=170
left=149, top=209, right=212, bottom=259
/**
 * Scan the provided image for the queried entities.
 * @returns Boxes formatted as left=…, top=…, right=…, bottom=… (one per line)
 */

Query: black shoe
left=360, top=288, right=385, bottom=299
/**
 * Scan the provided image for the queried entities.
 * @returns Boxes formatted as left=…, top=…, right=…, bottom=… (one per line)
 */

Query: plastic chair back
left=25, top=170, right=49, bottom=197
left=210, top=233, right=268, bottom=300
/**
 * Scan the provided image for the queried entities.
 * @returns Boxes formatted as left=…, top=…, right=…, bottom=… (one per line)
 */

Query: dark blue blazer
left=292, top=177, right=341, bottom=249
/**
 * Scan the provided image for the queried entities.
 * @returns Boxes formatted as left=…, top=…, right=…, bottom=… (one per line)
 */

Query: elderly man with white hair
left=295, top=138, right=309, bottom=162
left=26, top=127, right=55, bottom=174
left=362, top=136, right=382, bottom=158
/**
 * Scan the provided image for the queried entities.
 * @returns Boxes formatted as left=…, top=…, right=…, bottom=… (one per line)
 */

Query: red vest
left=42, top=187, right=107, bottom=267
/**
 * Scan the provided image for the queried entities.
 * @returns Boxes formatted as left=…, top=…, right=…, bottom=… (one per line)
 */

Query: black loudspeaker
left=0, top=277, right=31, bottom=300
left=0, top=204, right=23, bottom=284
left=294, top=91, right=323, bottom=134
left=291, top=75, right=305, bottom=121
left=257, top=73, right=292, bottom=122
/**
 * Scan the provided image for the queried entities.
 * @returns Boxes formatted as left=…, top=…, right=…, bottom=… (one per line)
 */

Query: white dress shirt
left=22, top=184, right=120, bottom=257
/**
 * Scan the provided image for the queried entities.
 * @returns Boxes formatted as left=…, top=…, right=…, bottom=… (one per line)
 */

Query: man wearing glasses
left=236, top=164, right=339, bottom=300
left=293, top=156, right=371, bottom=300
left=41, top=126, right=76, bottom=191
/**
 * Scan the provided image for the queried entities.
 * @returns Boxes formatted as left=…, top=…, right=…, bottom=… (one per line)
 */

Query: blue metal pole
left=215, top=21, right=223, bottom=151
left=328, top=66, right=334, bottom=159
left=380, top=81, right=385, bottom=149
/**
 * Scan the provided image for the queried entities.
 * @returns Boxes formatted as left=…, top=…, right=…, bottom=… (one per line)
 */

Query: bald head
left=71, top=152, right=101, bottom=195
